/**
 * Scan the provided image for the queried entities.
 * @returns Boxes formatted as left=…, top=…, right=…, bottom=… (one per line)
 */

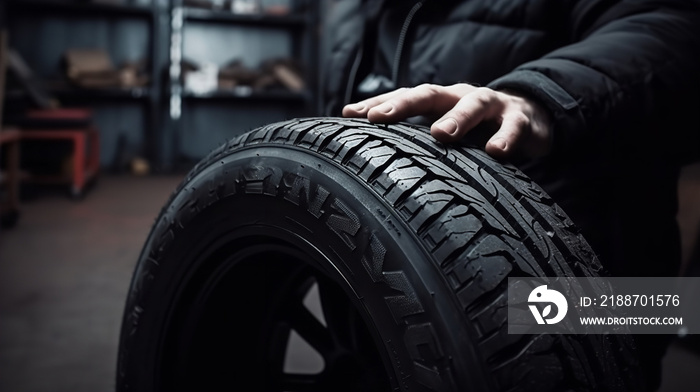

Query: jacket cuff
left=488, top=70, right=586, bottom=154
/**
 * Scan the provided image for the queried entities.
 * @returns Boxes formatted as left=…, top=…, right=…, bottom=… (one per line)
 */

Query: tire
left=117, top=117, right=642, bottom=392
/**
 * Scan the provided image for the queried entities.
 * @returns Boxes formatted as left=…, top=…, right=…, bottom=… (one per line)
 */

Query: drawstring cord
left=392, top=1, right=424, bottom=84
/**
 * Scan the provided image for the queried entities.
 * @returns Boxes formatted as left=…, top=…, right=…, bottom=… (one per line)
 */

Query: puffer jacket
left=321, top=0, right=700, bottom=274
left=321, top=3, right=700, bottom=387
left=322, top=0, right=700, bottom=163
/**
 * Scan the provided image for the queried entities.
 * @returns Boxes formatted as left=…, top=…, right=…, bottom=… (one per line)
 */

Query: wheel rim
left=160, top=236, right=392, bottom=391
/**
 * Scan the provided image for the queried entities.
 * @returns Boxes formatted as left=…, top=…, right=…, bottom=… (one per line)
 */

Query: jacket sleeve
left=488, top=0, right=700, bottom=162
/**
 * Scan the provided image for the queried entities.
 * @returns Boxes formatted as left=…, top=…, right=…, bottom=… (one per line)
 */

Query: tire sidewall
left=119, top=146, right=491, bottom=392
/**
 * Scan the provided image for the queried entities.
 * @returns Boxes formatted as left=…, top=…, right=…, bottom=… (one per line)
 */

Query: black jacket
left=322, top=3, right=700, bottom=385
left=322, top=0, right=700, bottom=278
left=322, top=0, right=700, bottom=163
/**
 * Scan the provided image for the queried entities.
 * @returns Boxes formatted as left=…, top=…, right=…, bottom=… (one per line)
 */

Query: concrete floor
left=1, top=169, right=699, bottom=392
left=0, top=175, right=183, bottom=392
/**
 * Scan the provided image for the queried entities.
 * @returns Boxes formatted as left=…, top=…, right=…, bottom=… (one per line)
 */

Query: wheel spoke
left=316, top=276, right=357, bottom=348
left=287, top=303, right=334, bottom=358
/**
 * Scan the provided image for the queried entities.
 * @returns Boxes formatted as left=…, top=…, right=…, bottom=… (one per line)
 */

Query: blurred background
left=0, top=0, right=698, bottom=391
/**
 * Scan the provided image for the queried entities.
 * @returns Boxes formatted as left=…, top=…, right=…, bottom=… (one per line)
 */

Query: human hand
left=342, top=83, right=552, bottom=159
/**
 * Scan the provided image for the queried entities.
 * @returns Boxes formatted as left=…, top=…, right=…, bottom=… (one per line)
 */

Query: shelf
left=182, top=7, right=306, bottom=28
left=7, top=0, right=155, bottom=19
left=52, top=86, right=152, bottom=100
left=182, top=88, right=308, bottom=102
left=5, top=86, right=151, bottom=102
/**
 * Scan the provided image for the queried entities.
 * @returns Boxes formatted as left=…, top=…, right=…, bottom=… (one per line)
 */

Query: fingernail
left=435, top=118, right=458, bottom=135
left=491, top=138, right=507, bottom=150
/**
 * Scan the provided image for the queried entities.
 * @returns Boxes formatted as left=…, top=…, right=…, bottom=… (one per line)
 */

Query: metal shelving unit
left=182, top=7, right=306, bottom=27
left=5, top=0, right=169, bottom=169
left=181, top=89, right=308, bottom=101
left=50, top=86, right=153, bottom=100
left=166, top=0, right=318, bottom=168
left=5, top=0, right=318, bottom=170
left=8, top=0, right=155, bottom=17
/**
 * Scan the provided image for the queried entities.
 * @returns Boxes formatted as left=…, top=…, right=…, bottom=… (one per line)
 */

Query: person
left=321, top=0, right=700, bottom=390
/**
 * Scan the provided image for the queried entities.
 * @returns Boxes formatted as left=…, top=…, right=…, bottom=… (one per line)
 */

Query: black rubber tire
left=117, top=117, right=642, bottom=392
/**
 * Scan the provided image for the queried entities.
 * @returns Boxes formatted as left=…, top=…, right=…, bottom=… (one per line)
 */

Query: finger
left=430, top=88, right=503, bottom=143
left=365, top=84, right=454, bottom=123
left=342, top=88, right=409, bottom=118
left=484, top=112, right=528, bottom=159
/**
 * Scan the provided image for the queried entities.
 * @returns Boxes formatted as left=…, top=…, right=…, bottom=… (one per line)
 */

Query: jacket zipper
left=342, top=0, right=424, bottom=107
left=344, top=43, right=364, bottom=106
left=392, top=1, right=424, bottom=85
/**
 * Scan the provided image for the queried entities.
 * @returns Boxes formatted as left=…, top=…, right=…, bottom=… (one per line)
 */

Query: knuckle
left=473, top=87, right=496, bottom=106
left=414, top=83, right=440, bottom=96
left=509, top=112, right=530, bottom=128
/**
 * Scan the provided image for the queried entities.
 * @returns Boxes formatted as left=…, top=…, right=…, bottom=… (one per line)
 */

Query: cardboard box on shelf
left=63, top=49, right=148, bottom=89
left=260, top=58, right=305, bottom=92
left=218, top=60, right=259, bottom=90
left=263, top=4, right=290, bottom=16
left=64, top=49, right=113, bottom=78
